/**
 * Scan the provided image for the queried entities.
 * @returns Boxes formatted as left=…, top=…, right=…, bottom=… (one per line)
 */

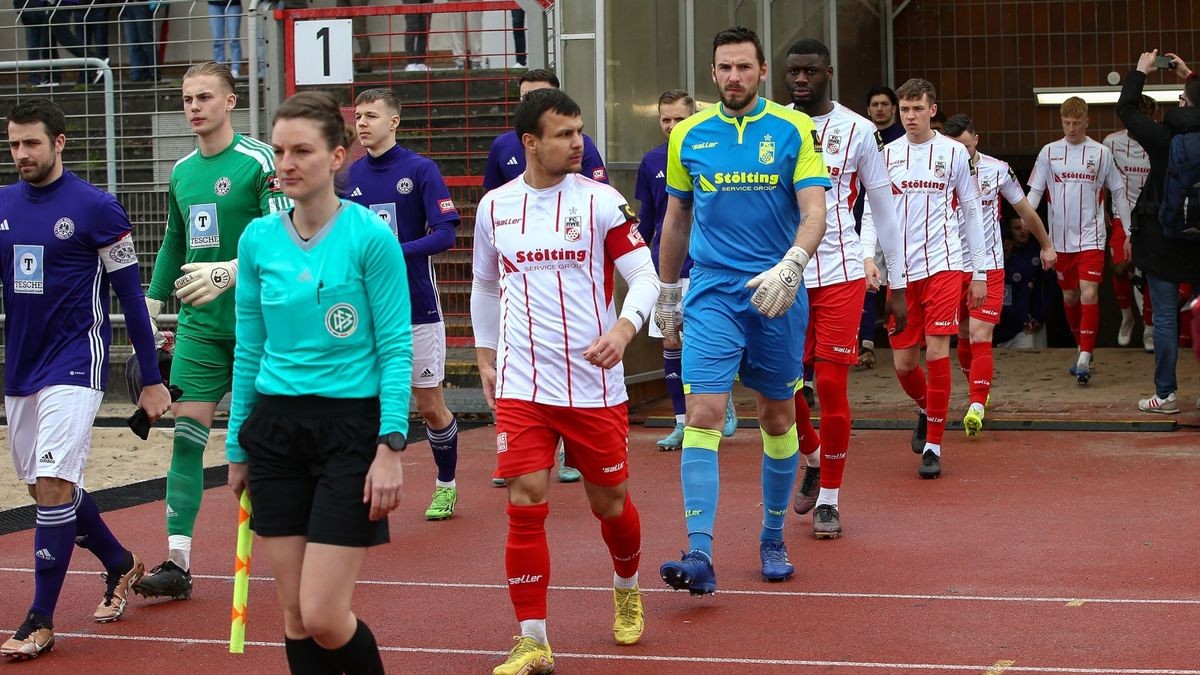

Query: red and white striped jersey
left=472, top=174, right=646, bottom=408
left=957, top=152, right=1024, bottom=271
left=1027, top=137, right=1124, bottom=253
left=873, top=133, right=982, bottom=283
left=1102, top=129, right=1151, bottom=211
left=796, top=102, right=889, bottom=288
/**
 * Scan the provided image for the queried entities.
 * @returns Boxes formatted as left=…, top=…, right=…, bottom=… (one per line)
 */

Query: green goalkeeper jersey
left=149, top=133, right=291, bottom=339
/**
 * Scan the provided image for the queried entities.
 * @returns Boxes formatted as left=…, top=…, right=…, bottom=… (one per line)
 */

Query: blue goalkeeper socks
left=31, top=501, right=77, bottom=619
left=760, top=425, right=799, bottom=542
left=427, top=416, right=458, bottom=483
left=681, top=427, right=722, bottom=557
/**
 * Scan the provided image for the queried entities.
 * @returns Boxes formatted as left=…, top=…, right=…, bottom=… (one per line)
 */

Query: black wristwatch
left=377, top=432, right=407, bottom=452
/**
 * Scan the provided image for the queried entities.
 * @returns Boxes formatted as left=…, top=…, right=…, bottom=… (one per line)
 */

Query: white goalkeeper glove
left=654, top=281, right=683, bottom=344
left=174, top=259, right=238, bottom=307
left=145, top=297, right=163, bottom=338
left=744, top=246, right=810, bottom=318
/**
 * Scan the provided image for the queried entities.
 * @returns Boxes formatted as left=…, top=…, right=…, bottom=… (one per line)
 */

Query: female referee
left=225, top=91, right=413, bottom=674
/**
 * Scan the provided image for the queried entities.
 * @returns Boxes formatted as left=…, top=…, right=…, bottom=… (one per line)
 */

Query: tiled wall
left=894, top=0, right=1200, bottom=170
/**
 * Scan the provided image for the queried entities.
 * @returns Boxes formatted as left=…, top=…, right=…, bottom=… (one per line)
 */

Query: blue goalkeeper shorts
left=681, top=265, right=808, bottom=401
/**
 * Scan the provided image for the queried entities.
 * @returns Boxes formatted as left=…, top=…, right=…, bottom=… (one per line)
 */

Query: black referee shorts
left=239, top=395, right=388, bottom=547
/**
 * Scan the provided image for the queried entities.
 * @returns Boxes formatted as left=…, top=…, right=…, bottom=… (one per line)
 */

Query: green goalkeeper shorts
left=171, top=334, right=235, bottom=403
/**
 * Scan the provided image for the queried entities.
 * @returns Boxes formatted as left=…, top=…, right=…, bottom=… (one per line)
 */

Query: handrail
left=0, top=57, right=116, bottom=193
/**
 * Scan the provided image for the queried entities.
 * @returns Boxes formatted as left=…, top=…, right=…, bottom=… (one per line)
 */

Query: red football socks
left=956, top=338, right=972, bottom=376
left=1065, top=301, right=1082, bottom=346
left=595, top=494, right=641, bottom=579
left=968, top=341, right=993, bottom=406
left=1079, top=302, right=1099, bottom=353
left=925, top=357, right=952, bottom=445
left=793, top=389, right=821, bottom=456
left=895, top=366, right=928, bottom=411
left=505, top=502, right=550, bottom=621
left=814, top=361, right=851, bottom=489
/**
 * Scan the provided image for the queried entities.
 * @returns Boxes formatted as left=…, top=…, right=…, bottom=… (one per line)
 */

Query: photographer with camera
left=1116, top=50, right=1200, bottom=414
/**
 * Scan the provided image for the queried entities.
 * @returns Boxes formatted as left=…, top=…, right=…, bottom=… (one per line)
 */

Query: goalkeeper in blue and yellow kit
left=655, top=26, right=830, bottom=593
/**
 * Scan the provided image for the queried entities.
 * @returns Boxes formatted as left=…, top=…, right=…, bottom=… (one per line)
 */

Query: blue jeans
left=208, top=3, right=243, bottom=67
left=1147, top=274, right=1192, bottom=398
left=122, top=3, right=158, bottom=80
left=19, top=5, right=52, bottom=83
left=82, top=5, right=109, bottom=60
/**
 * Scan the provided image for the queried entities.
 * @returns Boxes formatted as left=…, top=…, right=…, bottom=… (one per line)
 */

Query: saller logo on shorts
left=325, top=303, right=358, bottom=338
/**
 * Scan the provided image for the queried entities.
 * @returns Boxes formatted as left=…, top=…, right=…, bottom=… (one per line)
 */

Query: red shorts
left=887, top=270, right=963, bottom=349
left=493, top=398, right=630, bottom=486
left=1109, top=224, right=1128, bottom=265
left=960, top=269, right=1005, bottom=324
left=1055, top=249, right=1105, bottom=289
left=804, top=279, right=867, bottom=366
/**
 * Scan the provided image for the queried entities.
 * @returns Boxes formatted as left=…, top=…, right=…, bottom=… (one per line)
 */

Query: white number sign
left=294, top=19, right=354, bottom=85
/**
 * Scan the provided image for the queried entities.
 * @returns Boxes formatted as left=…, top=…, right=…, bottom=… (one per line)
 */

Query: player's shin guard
left=166, top=417, right=208, bottom=540
left=285, top=636, right=339, bottom=675
left=31, top=501, right=78, bottom=619
left=968, top=341, right=994, bottom=406
left=814, top=362, right=851, bottom=489
left=793, top=387, right=820, bottom=457
left=427, top=416, right=458, bottom=483
left=323, top=618, right=384, bottom=675
left=895, top=366, right=928, bottom=411
left=1065, top=301, right=1083, bottom=346
left=664, top=348, right=686, bottom=417
left=1079, top=303, right=1099, bottom=354
left=956, top=338, right=972, bottom=376
left=925, top=357, right=952, bottom=446
left=594, top=494, right=641, bottom=578
left=505, top=502, right=551, bottom=621
left=1114, top=275, right=1133, bottom=310
left=681, top=427, right=721, bottom=557
left=72, top=487, right=128, bottom=571
left=759, top=425, right=799, bottom=541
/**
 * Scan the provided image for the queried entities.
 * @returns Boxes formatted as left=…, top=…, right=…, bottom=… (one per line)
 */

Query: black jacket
left=1116, top=71, right=1200, bottom=283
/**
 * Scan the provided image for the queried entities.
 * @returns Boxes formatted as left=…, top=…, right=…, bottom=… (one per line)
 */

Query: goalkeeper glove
left=654, top=282, right=683, bottom=344
left=174, top=259, right=238, bottom=307
left=145, top=297, right=163, bottom=337
left=744, top=246, right=810, bottom=318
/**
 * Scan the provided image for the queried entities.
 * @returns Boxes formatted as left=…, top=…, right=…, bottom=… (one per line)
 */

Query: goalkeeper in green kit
left=133, top=62, right=290, bottom=601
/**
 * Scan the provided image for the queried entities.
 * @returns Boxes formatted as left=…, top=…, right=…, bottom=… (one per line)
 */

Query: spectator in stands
left=47, top=0, right=103, bottom=85
left=439, top=0, right=482, bottom=69
left=512, top=8, right=526, bottom=67
left=122, top=1, right=159, bottom=83
left=207, top=0, right=243, bottom=78
left=403, top=0, right=432, bottom=71
left=82, top=0, right=109, bottom=62
left=995, top=217, right=1050, bottom=348
left=335, top=0, right=372, bottom=74
left=17, top=1, right=54, bottom=87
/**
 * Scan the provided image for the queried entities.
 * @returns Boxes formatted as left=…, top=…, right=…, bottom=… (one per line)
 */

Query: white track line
left=40, top=632, right=1200, bottom=674
left=2, top=567, right=1197, bottom=607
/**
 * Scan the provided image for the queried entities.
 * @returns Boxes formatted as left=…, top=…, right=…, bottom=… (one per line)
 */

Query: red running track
left=1, top=424, right=1198, bottom=673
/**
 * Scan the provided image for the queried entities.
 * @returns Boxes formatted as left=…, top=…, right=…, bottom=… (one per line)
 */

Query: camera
left=1154, top=55, right=1175, bottom=69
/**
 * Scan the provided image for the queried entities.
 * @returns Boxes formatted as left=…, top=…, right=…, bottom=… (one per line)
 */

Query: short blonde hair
left=1060, top=96, right=1088, bottom=119
left=182, top=61, right=236, bottom=94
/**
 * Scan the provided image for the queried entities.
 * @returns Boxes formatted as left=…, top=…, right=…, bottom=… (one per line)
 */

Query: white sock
left=613, top=571, right=638, bottom=590
left=816, top=487, right=839, bottom=507
left=675, top=414, right=686, bottom=425
left=862, top=339, right=874, bottom=351
left=968, top=401, right=985, bottom=414
left=435, top=479, right=456, bottom=489
left=1078, top=351, right=1092, bottom=367
left=925, top=443, right=942, bottom=457
left=167, top=535, right=192, bottom=571
left=803, top=449, right=821, bottom=467
left=1121, top=307, right=1133, bottom=320
left=519, top=619, right=548, bottom=645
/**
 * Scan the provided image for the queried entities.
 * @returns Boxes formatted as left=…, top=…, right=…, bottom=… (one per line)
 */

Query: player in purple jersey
left=484, top=68, right=605, bottom=484
left=483, top=69, right=609, bottom=192
left=0, top=99, right=171, bottom=661
left=635, top=89, right=737, bottom=451
left=345, top=88, right=462, bottom=520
